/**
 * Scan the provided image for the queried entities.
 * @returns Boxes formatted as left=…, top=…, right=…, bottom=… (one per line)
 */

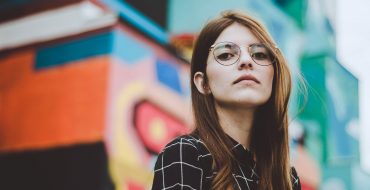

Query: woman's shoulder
left=152, top=134, right=209, bottom=190
left=154, top=134, right=208, bottom=171
left=159, top=134, right=205, bottom=154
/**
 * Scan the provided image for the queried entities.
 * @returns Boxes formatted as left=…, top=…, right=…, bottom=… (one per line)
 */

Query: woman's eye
left=252, top=52, right=268, bottom=60
left=217, top=53, right=235, bottom=60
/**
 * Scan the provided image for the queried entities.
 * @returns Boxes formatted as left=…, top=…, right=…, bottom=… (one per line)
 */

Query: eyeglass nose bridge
left=237, top=46, right=255, bottom=65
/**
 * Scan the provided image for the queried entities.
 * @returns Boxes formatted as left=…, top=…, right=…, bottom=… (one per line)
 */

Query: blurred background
left=0, top=0, right=369, bottom=189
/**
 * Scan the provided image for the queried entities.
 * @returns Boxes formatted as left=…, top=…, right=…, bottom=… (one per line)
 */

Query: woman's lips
left=233, top=74, right=260, bottom=84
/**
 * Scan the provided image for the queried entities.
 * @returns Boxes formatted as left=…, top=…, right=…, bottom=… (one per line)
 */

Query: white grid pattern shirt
left=152, top=135, right=301, bottom=190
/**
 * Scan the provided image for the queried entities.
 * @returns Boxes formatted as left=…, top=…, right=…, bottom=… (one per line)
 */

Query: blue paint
left=101, top=0, right=168, bottom=44
left=328, top=94, right=352, bottom=157
left=35, top=30, right=154, bottom=69
left=35, top=32, right=114, bottom=69
left=326, top=59, right=359, bottom=161
left=155, top=59, right=182, bottom=94
left=112, top=31, right=152, bottom=64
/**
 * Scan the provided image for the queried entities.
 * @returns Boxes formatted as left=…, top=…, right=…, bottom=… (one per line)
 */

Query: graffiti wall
left=0, top=1, right=191, bottom=189
left=103, top=26, right=192, bottom=190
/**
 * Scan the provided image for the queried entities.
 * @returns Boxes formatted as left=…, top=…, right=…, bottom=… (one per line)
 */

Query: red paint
left=135, top=101, right=188, bottom=154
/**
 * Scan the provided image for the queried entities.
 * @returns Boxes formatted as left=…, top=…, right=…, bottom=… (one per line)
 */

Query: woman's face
left=196, top=23, right=274, bottom=109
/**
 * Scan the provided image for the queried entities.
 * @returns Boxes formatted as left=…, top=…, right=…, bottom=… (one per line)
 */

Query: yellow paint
left=108, top=80, right=190, bottom=190
left=109, top=81, right=153, bottom=190
left=149, top=118, right=167, bottom=141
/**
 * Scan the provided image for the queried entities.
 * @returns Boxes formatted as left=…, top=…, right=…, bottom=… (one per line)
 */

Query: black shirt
left=152, top=135, right=301, bottom=190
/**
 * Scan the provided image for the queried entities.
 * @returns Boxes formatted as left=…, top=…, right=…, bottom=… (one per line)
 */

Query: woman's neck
left=215, top=103, right=255, bottom=149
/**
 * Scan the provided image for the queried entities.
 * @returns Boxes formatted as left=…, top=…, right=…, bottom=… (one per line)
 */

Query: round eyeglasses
left=209, top=42, right=277, bottom=66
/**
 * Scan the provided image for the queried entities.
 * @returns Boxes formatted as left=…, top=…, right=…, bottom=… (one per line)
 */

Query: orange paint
left=0, top=50, right=110, bottom=152
left=0, top=49, right=34, bottom=87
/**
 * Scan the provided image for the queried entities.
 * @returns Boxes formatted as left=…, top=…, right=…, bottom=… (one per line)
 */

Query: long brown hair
left=190, top=11, right=293, bottom=190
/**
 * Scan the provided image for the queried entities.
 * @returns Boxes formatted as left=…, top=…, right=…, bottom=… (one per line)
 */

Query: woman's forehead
left=213, top=23, right=260, bottom=45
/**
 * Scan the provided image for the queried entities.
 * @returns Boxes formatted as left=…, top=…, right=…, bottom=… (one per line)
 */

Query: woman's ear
left=193, top=72, right=211, bottom=95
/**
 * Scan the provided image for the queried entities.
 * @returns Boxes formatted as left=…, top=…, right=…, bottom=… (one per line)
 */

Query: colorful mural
left=103, top=26, right=192, bottom=190
left=0, top=0, right=191, bottom=188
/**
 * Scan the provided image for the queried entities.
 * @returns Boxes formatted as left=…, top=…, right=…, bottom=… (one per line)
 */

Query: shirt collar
left=226, top=134, right=255, bottom=166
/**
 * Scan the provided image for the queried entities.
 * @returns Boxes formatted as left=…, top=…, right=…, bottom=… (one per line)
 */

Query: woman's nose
left=237, top=49, right=254, bottom=69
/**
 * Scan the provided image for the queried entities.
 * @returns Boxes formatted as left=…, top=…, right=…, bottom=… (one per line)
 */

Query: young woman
left=152, top=10, right=301, bottom=190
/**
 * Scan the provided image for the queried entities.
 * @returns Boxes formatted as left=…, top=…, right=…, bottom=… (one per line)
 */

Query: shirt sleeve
left=152, top=137, right=203, bottom=190
left=291, top=167, right=301, bottom=190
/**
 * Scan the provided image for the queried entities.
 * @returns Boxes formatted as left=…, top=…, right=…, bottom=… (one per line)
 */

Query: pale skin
left=194, top=23, right=274, bottom=149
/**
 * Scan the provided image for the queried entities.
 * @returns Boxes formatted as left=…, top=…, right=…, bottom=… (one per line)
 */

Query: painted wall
left=0, top=0, right=193, bottom=188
